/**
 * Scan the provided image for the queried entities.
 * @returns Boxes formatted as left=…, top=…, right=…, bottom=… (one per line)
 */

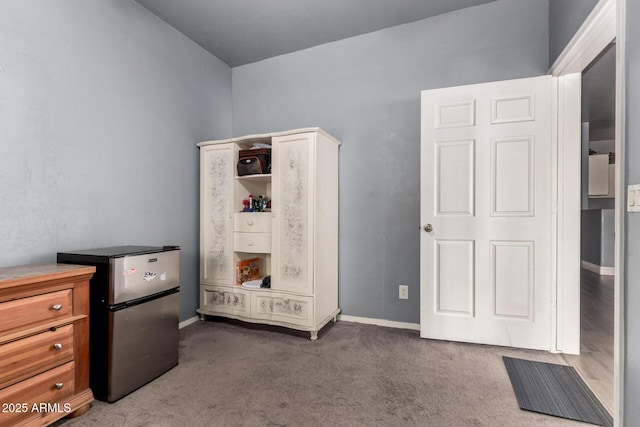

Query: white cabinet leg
left=310, top=331, right=318, bottom=341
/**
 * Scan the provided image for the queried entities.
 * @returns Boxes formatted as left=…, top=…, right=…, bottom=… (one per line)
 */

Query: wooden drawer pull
left=247, top=219, right=254, bottom=226
left=54, top=343, right=63, bottom=350
left=52, top=304, right=62, bottom=311
left=55, top=382, right=64, bottom=390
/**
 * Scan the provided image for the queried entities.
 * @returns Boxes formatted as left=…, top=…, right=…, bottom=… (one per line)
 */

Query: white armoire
left=197, top=128, right=340, bottom=339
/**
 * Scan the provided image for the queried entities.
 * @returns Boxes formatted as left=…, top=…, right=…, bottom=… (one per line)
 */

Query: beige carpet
left=54, top=319, right=587, bottom=426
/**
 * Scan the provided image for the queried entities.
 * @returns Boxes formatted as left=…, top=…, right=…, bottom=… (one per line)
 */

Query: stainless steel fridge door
left=111, top=250, right=179, bottom=304
left=108, top=291, right=179, bottom=402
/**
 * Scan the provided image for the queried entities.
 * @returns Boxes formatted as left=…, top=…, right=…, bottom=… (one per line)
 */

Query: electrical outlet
left=629, top=184, right=640, bottom=212
left=399, top=285, right=408, bottom=300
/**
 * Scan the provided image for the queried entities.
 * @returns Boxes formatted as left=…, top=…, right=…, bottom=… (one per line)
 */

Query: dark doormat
left=503, top=356, right=613, bottom=427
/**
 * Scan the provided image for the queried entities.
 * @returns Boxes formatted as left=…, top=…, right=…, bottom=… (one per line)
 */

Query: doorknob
left=424, top=224, right=433, bottom=232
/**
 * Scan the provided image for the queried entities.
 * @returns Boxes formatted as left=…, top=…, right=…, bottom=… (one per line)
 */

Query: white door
left=420, top=76, right=554, bottom=350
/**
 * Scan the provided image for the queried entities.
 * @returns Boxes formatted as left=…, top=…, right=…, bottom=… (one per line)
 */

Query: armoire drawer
left=202, top=286, right=251, bottom=317
left=0, top=324, right=74, bottom=389
left=234, top=232, right=271, bottom=253
left=0, top=361, right=75, bottom=426
left=234, top=212, right=271, bottom=233
left=0, top=289, right=73, bottom=334
left=251, top=292, right=313, bottom=326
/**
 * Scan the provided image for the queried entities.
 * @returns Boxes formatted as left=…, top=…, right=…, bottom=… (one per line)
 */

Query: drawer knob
left=247, top=219, right=254, bottom=226
left=52, top=304, right=62, bottom=311
left=54, top=343, right=63, bottom=350
left=55, top=382, right=64, bottom=390
left=247, top=240, right=254, bottom=246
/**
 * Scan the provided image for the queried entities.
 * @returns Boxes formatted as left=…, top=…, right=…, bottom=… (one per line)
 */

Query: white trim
left=179, top=316, right=200, bottom=329
left=581, top=260, right=616, bottom=276
left=551, top=0, right=623, bottom=422
left=338, top=314, right=420, bottom=331
left=549, top=0, right=616, bottom=76
left=556, top=73, right=582, bottom=355
left=550, top=76, right=559, bottom=354
left=613, top=0, right=626, bottom=423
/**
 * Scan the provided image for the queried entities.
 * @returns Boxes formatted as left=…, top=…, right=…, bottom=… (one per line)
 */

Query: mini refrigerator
left=57, top=245, right=180, bottom=402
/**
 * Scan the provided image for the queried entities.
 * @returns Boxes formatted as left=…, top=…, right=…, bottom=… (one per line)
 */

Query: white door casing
left=420, top=76, right=554, bottom=351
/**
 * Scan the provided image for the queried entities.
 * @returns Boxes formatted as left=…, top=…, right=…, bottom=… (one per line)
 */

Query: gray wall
left=625, top=0, right=640, bottom=422
left=0, top=0, right=232, bottom=321
left=581, top=210, right=602, bottom=266
left=232, top=0, right=549, bottom=323
left=581, top=209, right=614, bottom=268
left=548, top=0, right=598, bottom=67
left=601, top=209, right=614, bottom=268
left=582, top=123, right=590, bottom=209
left=590, top=197, right=615, bottom=210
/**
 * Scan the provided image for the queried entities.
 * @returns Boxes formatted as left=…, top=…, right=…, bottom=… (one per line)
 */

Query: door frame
left=549, top=0, right=624, bottom=423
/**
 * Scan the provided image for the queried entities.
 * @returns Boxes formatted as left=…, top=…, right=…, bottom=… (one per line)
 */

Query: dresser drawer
left=0, top=361, right=75, bottom=426
left=234, top=232, right=271, bottom=253
left=0, top=324, right=74, bottom=389
left=234, top=212, right=271, bottom=233
left=0, top=290, right=73, bottom=334
left=251, top=292, right=314, bottom=326
left=202, top=286, right=251, bottom=317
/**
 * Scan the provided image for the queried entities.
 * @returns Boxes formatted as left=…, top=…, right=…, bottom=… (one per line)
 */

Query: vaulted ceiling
left=134, top=0, right=497, bottom=67
left=134, top=0, right=615, bottom=138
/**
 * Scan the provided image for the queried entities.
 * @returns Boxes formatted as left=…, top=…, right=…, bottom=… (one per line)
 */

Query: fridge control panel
left=111, top=250, right=180, bottom=304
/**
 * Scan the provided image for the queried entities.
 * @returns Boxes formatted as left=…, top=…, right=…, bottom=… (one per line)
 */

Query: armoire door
left=200, top=143, right=235, bottom=285
left=271, top=133, right=315, bottom=294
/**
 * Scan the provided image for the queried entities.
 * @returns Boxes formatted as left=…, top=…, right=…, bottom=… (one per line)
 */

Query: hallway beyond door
left=563, top=269, right=614, bottom=413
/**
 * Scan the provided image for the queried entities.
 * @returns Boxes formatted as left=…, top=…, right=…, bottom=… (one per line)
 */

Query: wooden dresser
left=0, top=264, right=95, bottom=427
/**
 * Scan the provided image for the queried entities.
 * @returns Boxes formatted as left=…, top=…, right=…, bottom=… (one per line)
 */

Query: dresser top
left=0, top=263, right=96, bottom=289
left=197, top=127, right=341, bottom=147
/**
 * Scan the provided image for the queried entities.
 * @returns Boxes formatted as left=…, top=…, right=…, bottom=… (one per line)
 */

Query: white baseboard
left=179, top=315, right=200, bottom=329
left=338, top=314, right=420, bottom=331
left=581, top=260, right=615, bottom=276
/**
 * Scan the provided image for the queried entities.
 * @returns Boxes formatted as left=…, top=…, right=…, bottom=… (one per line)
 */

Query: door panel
left=435, top=99, right=476, bottom=128
left=491, top=94, right=535, bottom=123
left=436, top=140, right=475, bottom=216
left=421, top=75, right=553, bottom=350
left=491, top=136, right=534, bottom=216
left=201, top=144, right=235, bottom=285
left=491, top=241, right=534, bottom=320
left=271, top=133, right=314, bottom=294
left=435, top=240, right=475, bottom=316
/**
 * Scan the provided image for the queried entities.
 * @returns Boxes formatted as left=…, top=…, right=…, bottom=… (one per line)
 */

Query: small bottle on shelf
left=248, top=194, right=254, bottom=211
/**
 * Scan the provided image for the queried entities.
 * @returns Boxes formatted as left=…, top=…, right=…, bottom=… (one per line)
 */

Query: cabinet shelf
left=236, top=174, right=271, bottom=183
